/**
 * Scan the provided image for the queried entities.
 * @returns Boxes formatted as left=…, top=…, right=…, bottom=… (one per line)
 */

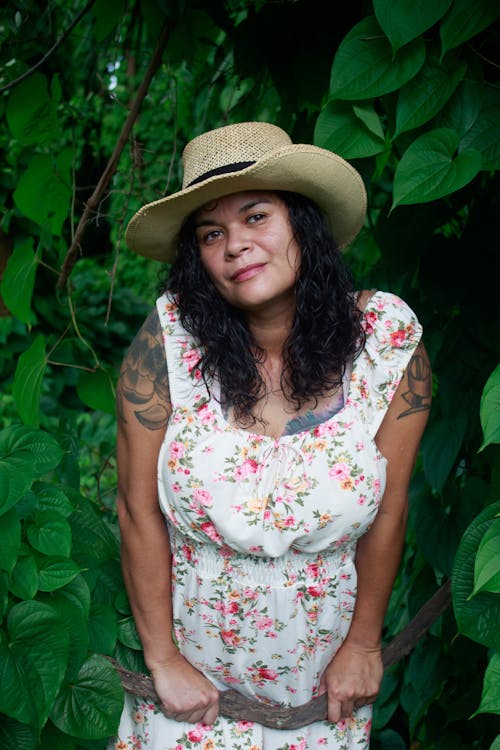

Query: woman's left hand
left=317, top=641, right=383, bottom=723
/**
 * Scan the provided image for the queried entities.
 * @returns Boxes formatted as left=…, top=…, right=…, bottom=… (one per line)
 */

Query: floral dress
left=111, top=291, right=422, bottom=750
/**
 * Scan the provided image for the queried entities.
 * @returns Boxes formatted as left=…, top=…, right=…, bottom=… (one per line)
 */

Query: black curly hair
left=162, top=190, right=364, bottom=422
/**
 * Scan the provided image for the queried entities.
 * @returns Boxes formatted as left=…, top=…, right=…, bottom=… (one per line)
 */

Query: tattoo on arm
left=116, top=309, right=171, bottom=430
left=397, top=346, right=432, bottom=420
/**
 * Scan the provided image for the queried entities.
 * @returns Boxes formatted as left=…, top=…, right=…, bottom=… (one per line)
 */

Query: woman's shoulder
left=357, top=289, right=422, bottom=356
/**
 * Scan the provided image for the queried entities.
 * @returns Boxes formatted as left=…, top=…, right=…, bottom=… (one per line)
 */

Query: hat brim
left=125, top=144, right=367, bottom=263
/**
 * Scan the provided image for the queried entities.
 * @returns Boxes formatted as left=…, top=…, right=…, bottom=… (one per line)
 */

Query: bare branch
left=0, top=0, right=97, bottom=95
left=108, top=580, right=452, bottom=730
left=57, top=21, right=172, bottom=289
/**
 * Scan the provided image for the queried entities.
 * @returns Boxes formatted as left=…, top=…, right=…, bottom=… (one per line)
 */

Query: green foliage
left=480, top=364, right=500, bottom=451
left=0, top=425, right=127, bottom=745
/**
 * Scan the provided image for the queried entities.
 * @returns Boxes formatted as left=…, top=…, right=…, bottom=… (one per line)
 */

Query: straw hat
left=125, top=122, right=367, bottom=263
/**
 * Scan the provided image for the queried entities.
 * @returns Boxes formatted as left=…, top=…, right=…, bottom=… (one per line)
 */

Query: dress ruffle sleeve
left=353, top=291, right=423, bottom=438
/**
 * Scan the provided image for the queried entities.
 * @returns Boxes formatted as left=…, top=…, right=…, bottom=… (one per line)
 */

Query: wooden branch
left=0, top=0, right=97, bottom=95
left=56, top=21, right=172, bottom=289
left=108, top=580, right=452, bottom=730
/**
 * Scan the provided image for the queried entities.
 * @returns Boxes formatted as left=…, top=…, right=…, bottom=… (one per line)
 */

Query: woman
left=111, top=122, right=431, bottom=749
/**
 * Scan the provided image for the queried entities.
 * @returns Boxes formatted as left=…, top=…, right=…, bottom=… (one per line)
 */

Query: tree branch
left=56, top=20, right=172, bottom=289
left=0, top=0, right=97, bottom=95
left=108, top=580, right=452, bottom=730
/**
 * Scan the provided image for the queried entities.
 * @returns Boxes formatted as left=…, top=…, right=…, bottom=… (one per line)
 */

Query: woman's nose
left=225, top=227, right=250, bottom=258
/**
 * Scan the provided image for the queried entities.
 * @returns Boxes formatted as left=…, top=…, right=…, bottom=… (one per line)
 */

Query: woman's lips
left=231, top=263, right=266, bottom=282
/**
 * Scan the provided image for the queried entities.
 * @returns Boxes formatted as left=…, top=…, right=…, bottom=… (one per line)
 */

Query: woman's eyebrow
left=195, top=198, right=273, bottom=228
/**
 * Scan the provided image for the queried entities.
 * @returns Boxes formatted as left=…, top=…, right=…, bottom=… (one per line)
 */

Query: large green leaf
left=436, top=78, right=484, bottom=137
left=314, top=100, right=386, bottom=159
left=0, top=426, right=62, bottom=514
left=374, top=0, right=452, bottom=52
left=0, top=508, right=21, bottom=574
left=473, top=652, right=500, bottom=717
left=452, top=501, right=500, bottom=650
left=330, top=16, right=426, bottom=100
left=6, top=73, right=61, bottom=145
left=0, top=237, right=37, bottom=324
left=0, top=600, right=69, bottom=728
left=76, top=368, right=116, bottom=415
left=461, top=86, right=500, bottom=173
left=41, top=594, right=89, bottom=681
left=392, top=128, right=481, bottom=208
left=421, top=412, right=467, bottom=493
left=88, top=603, right=118, bottom=655
left=26, top=509, right=72, bottom=557
left=50, top=654, right=123, bottom=740
left=490, top=734, right=500, bottom=750
left=13, top=149, right=72, bottom=236
left=480, top=363, right=500, bottom=451
left=12, top=335, right=48, bottom=427
left=35, top=485, right=74, bottom=517
left=0, top=716, right=38, bottom=750
left=394, top=55, right=466, bottom=137
left=117, top=614, right=142, bottom=650
left=440, top=0, right=500, bottom=57
left=472, top=518, right=500, bottom=596
left=69, top=490, right=119, bottom=568
left=9, top=549, right=39, bottom=600
left=37, top=556, right=81, bottom=592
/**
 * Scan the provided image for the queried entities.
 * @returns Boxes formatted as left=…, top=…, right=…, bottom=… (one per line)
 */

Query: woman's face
left=194, top=191, right=300, bottom=318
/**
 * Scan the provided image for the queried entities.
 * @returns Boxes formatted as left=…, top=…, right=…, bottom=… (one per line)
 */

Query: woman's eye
left=203, top=229, right=222, bottom=243
left=248, top=213, right=265, bottom=224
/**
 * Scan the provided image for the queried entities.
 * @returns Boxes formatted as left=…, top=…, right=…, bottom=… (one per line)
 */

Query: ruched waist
left=169, top=527, right=356, bottom=587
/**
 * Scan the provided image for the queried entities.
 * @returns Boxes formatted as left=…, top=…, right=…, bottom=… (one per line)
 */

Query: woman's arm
left=116, top=308, right=219, bottom=725
left=319, top=342, right=432, bottom=722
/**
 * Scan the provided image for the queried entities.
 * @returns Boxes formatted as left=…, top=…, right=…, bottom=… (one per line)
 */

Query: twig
left=0, top=0, right=97, bottom=94
left=108, top=580, right=452, bottom=730
left=57, top=21, right=172, bottom=289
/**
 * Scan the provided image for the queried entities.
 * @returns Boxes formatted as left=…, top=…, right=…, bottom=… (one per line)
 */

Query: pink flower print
left=307, top=584, right=323, bottom=598
left=182, top=543, right=193, bottom=561
left=221, top=629, right=242, bottom=647
left=363, top=310, right=378, bottom=335
left=329, top=462, right=350, bottom=481
left=198, top=403, right=216, bottom=425
left=314, top=421, right=338, bottom=437
left=172, top=482, right=181, bottom=492
left=306, top=562, right=321, bottom=578
left=358, top=495, right=367, bottom=505
left=243, top=587, right=259, bottom=600
left=200, top=521, right=222, bottom=543
left=234, top=458, right=259, bottom=481
left=236, top=721, right=254, bottom=731
left=182, top=348, right=200, bottom=372
left=284, top=515, right=296, bottom=527
left=255, top=667, right=278, bottom=682
left=193, top=488, right=213, bottom=507
left=255, top=616, right=273, bottom=630
left=169, top=441, right=185, bottom=459
left=390, top=329, right=406, bottom=347
left=187, top=725, right=205, bottom=742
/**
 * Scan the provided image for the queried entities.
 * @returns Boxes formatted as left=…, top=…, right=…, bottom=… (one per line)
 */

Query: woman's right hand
left=149, top=652, right=219, bottom=725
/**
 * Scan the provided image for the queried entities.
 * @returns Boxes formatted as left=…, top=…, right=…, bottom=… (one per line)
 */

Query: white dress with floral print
left=111, top=291, right=422, bottom=750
